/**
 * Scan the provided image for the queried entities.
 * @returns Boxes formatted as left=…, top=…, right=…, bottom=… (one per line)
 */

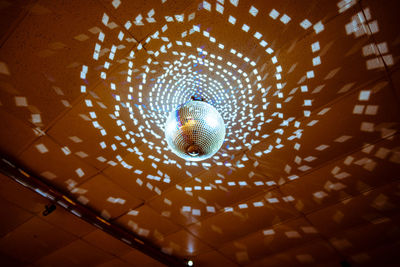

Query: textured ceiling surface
left=0, top=172, right=164, bottom=267
left=0, top=0, right=400, bottom=266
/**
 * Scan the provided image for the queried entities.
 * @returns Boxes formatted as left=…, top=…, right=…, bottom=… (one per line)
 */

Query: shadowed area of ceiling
left=0, top=0, right=400, bottom=266
left=0, top=171, right=165, bottom=266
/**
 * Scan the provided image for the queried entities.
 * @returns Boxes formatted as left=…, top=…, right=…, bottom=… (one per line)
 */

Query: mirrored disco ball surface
left=165, top=100, right=225, bottom=161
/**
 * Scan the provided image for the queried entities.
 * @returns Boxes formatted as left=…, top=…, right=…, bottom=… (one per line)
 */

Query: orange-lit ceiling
left=0, top=0, right=400, bottom=266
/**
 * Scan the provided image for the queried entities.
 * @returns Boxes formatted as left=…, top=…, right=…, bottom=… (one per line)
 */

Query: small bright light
left=187, top=260, right=194, bottom=266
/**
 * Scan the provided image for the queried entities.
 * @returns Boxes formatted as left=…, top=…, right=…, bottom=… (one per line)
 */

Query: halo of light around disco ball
left=165, top=100, right=226, bottom=161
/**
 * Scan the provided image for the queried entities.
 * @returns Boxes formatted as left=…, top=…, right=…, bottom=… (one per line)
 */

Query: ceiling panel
left=195, top=249, right=239, bottom=267
left=306, top=181, right=400, bottom=235
left=0, top=172, right=46, bottom=214
left=250, top=77, right=400, bottom=182
left=17, top=135, right=99, bottom=190
left=0, top=0, right=135, bottom=128
left=71, top=173, right=143, bottom=220
left=97, top=0, right=198, bottom=42
left=121, top=248, right=166, bottom=267
left=218, top=217, right=321, bottom=264
left=154, top=228, right=212, bottom=258
left=186, top=189, right=299, bottom=247
left=102, top=144, right=196, bottom=197
left=246, top=238, right=341, bottom=267
left=279, top=134, right=400, bottom=213
left=275, top=4, right=387, bottom=112
left=0, top=108, right=36, bottom=156
left=148, top=185, right=210, bottom=226
left=0, top=217, right=77, bottom=263
left=328, top=215, right=400, bottom=257
left=46, top=94, right=136, bottom=170
left=0, top=164, right=174, bottom=267
left=346, top=240, right=400, bottom=266
left=34, top=239, right=113, bottom=267
left=390, top=67, right=400, bottom=100
left=0, top=0, right=33, bottom=45
left=0, top=197, right=33, bottom=238
left=39, top=204, right=96, bottom=238
left=116, top=204, right=181, bottom=243
left=360, top=0, right=400, bottom=70
left=0, top=251, right=26, bottom=267
left=159, top=169, right=266, bottom=218
left=0, top=171, right=96, bottom=238
left=83, top=229, right=133, bottom=257
left=96, top=258, right=133, bottom=267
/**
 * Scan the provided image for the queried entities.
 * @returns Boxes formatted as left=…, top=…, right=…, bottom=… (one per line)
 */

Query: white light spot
left=269, top=9, right=280, bottom=19
left=35, top=144, right=48, bottom=153
left=313, top=21, right=324, bottom=34
left=359, top=90, right=371, bottom=101
left=228, top=15, right=236, bottom=24
left=249, top=6, right=258, bottom=16
left=280, top=14, right=291, bottom=24
left=300, top=19, right=312, bottom=29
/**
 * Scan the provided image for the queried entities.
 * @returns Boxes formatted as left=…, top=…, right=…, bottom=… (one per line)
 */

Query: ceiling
left=0, top=0, right=400, bottom=266
left=0, top=171, right=165, bottom=267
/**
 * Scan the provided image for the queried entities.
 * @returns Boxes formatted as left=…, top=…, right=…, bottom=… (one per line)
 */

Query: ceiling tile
left=83, top=229, right=133, bottom=257
left=274, top=7, right=386, bottom=117
left=98, top=0, right=198, bottom=42
left=71, top=173, right=143, bottom=220
left=347, top=239, right=400, bottom=266
left=148, top=186, right=210, bottom=226
left=0, top=251, right=25, bottom=267
left=306, top=181, right=400, bottom=235
left=0, top=217, right=76, bottom=263
left=0, top=198, right=33, bottom=238
left=187, top=189, right=300, bottom=247
left=0, top=172, right=47, bottom=214
left=390, top=67, right=400, bottom=99
left=250, top=77, right=400, bottom=181
left=0, top=108, right=36, bottom=156
left=360, top=0, right=400, bottom=70
left=0, top=0, right=34, bottom=44
left=195, top=249, right=239, bottom=267
left=170, top=171, right=263, bottom=214
left=0, top=0, right=135, bottom=128
left=18, top=135, right=99, bottom=190
left=328, top=215, right=400, bottom=257
left=121, top=248, right=166, bottom=267
left=35, top=239, right=113, bottom=267
left=116, top=204, right=181, bottom=243
left=246, top=239, right=341, bottom=267
left=40, top=205, right=96, bottom=238
left=95, top=258, right=133, bottom=267
left=47, top=93, right=134, bottom=170
left=102, top=147, right=192, bottom=200
left=279, top=134, right=400, bottom=213
left=218, top=218, right=320, bottom=264
left=154, top=228, right=212, bottom=257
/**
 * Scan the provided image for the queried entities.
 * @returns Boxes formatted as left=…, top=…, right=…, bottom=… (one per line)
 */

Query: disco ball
left=165, top=100, right=226, bottom=161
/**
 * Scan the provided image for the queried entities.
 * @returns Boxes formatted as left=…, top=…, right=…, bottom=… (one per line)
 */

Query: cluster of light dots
left=70, top=0, right=399, bottom=258
left=78, top=0, right=330, bottom=183
left=78, top=0, right=384, bottom=194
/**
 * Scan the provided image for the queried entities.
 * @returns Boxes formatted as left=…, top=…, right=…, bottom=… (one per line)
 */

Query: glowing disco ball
left=165, top=100, right=225, bottom=161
